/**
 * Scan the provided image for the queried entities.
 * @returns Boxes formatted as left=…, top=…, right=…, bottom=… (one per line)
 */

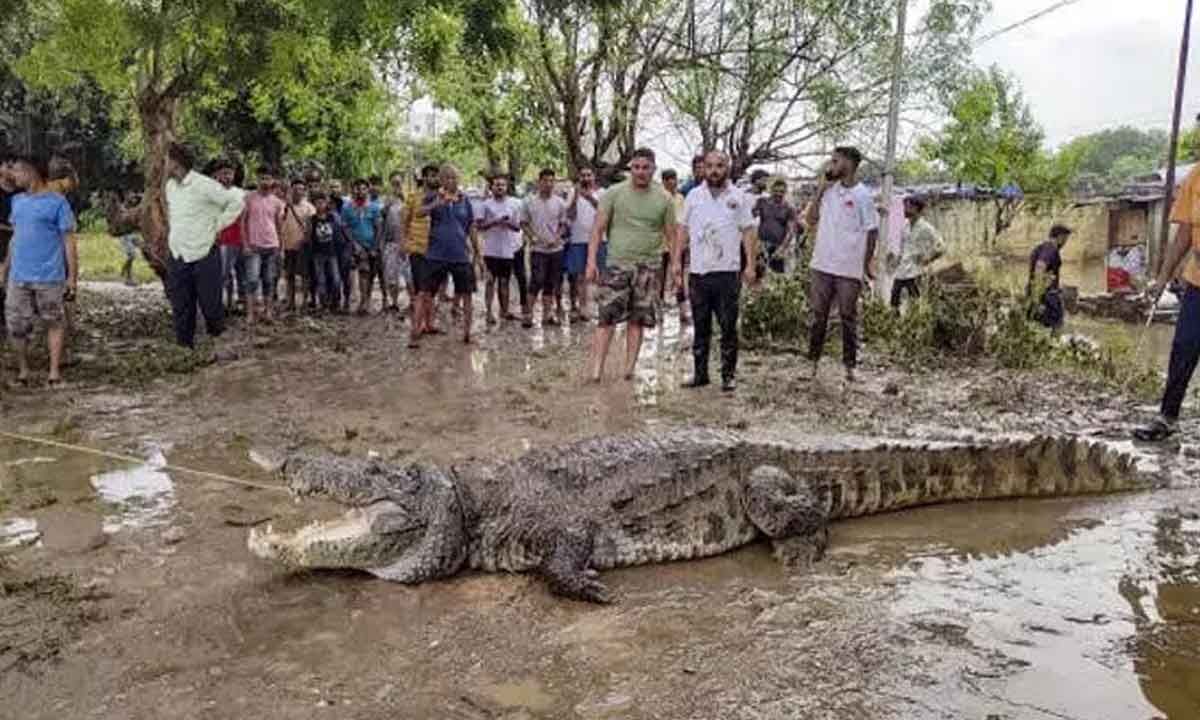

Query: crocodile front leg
left=540, top=525, right=612, bottom=604
left=744, top=465, right=829, bottom=567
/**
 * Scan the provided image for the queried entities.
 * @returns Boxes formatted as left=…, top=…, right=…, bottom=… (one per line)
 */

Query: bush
left=743, top=266, right=1162, bottom=397
left=741, top=272, right=811, bottom=349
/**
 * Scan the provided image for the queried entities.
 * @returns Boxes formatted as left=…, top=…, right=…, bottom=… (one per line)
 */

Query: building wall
left=924, top=198, right=1116, bottom=264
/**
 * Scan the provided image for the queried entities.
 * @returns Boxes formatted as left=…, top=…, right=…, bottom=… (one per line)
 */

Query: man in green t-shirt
left=585, top=147, right=677, bottom=382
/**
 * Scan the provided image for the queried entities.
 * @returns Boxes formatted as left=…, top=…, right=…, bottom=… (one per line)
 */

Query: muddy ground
left=1, top=282, right=1199, bottom=720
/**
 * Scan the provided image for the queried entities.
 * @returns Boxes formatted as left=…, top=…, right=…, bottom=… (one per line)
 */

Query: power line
left=975, top=0, right=1090, bottom=47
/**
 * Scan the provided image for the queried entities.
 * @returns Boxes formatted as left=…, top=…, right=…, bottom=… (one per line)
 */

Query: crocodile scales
left=247, top=430, right=1148, bottom=603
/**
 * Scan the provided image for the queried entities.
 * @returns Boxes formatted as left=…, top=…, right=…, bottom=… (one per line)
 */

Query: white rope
left=0, top=431, right=288, bottom=494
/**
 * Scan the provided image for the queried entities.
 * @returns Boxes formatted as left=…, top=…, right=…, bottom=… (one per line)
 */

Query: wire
left=975, top=0, right=1091, bottom=47
left=0, top=431, right=289, bottom=494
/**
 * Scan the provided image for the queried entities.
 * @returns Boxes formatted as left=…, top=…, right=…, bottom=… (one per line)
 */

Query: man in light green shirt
left=886, top=195, right=944, bottom=309
left=163, top=143, right=244, bottom=348
left=585, top=147, right=677, bottom=382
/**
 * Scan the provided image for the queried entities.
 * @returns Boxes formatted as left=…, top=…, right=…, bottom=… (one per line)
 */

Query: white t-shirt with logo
left=810, top=182, right=879, bottom=280
left=480, top=197, right=522, bottom=259
left=569, top=189, right=600, bottom=245
left=682, top=182, right=756, bottom=275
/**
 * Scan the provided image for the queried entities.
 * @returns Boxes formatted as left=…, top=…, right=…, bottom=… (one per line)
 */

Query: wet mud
left=1, top=282, right=1199, bottom=719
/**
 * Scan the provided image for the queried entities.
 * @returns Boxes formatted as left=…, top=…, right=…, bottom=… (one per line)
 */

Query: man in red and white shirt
left=803, top=146, right=879, bottom=385
left=675, top=150, right=757, bottom=392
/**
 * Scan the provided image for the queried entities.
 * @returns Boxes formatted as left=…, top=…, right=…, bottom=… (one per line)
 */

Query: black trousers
left=512, top=245, right=529, bottom=308
left=690, top=272, right=741, bottom=381
left=890, top=277, right=921, bottom=309
left=167, top=245, right=225, bottom=348
left=1163, top=283, right=1200, bottom=420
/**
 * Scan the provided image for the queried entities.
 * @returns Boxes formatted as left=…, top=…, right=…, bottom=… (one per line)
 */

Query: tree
left=521, top=0, right=688, bottom=179
left=924, top=66, right=1076, bottom=242
left=661, top=0, right=988, bottom=178
left=418, top=4, right=564, bottom=182
left=0, top=3, right=136, bottom=195
left=1058, top=126, right=1168, bottom=194
left=16, top=0, right=498, bottom=275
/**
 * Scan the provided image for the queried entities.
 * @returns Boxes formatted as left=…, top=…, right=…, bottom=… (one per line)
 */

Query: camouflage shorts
left=595, top=263, right=660, bottom=328
left=5, top=282, right=66, bottom=339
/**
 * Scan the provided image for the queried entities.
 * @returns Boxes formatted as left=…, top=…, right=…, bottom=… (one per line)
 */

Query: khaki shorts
left=5, top=282, right=66, bottom=339
left=595, top=263, right=659, bottom=328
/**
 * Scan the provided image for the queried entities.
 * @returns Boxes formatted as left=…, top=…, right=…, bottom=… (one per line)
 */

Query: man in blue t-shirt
left=4, top=153, right=77, bottom=386
left=340, top=178, right=383, bottom=315
left=414, top=164, right=479, bottom=346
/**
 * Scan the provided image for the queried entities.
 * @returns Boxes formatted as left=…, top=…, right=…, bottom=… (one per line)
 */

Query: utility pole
left=1158, top=0, right=1194, bottom=276
left=876, top=0, right=908, bottom=300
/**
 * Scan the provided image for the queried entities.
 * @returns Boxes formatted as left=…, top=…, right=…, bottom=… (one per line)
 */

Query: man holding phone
left=803, top=146, right=878, bottom=385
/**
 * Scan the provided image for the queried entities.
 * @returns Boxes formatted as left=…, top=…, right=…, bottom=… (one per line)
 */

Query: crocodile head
left=248, top=454, right=468, bottom=581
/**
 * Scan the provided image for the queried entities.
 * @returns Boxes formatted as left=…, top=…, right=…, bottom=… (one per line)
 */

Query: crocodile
left=247, top=430, right=1148, bottom=603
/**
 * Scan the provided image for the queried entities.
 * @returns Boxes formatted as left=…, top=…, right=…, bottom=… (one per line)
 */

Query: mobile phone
left=824, top=170, right=836, bottom=181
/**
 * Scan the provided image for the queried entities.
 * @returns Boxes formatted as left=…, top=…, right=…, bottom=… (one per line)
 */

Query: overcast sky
left=975, top=0, right=1198, bottom=146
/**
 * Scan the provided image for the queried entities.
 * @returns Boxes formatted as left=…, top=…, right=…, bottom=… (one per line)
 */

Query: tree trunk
left=137, top=90, right=179, bottom=281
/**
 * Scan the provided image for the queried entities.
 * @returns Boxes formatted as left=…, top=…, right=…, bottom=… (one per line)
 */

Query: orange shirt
left=1169, top=165, right=1200, bottom=287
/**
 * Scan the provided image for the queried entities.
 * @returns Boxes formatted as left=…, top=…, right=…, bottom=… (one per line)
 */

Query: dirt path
left=1, top=283, right=1199, bottom=719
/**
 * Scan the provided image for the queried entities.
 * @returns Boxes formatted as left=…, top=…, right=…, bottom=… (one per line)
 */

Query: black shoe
left=1133, top=417, right=1176, bottom=442
left=721, top=377, right=737, bottom=392
left=682, top=376, right=710, bottom=389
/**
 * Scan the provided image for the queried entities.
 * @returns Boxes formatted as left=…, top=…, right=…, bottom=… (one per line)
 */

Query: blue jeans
left=242, top=248, right=278, bottom=300
left=313, top=253, right=341, bottom=308
left=1162, top=282, right=1200, bottom=420
left=219, top=245, right=246, bottom=301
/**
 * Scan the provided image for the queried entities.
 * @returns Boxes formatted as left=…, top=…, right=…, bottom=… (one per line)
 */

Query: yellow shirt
left=404, top=192, right=431, bottom=256
left=1170, top=165, right=1200, bottom=287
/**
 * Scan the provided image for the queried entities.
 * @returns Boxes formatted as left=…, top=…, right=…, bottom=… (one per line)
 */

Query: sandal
left=1133, top=417, right=1176, bottom=442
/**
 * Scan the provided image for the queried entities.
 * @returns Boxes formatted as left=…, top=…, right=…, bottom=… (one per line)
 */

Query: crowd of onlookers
left=1, top=143, right=957, bottom=395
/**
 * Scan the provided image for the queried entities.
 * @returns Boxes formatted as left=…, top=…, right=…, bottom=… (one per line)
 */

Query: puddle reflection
left=0, top=517, right=40, bottom=547
left=89, top=446, right=176, bottom=533
left=880, top=498, right=1200, bottom=719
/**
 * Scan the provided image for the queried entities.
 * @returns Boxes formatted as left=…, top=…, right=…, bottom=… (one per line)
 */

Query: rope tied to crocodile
left=0, top=430, right=289, bottom=494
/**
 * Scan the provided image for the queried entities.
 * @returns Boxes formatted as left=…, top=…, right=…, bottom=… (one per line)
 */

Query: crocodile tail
left=790, top=436, right=1145, bottom=521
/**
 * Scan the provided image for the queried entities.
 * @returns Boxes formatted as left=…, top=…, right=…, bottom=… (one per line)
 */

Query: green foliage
left=923, top=66, right=1075, bottom=238
left=76, top=232, right=158, bottom=284
left=418, top=5, right=564, bottom=181
left=14, top=0, right=510, bottom=182
left=749, top=269, right=1161, bottom=398
left=1059, top=126, right=1168, bottom=194
left=741, top=273, right=811, bottom=350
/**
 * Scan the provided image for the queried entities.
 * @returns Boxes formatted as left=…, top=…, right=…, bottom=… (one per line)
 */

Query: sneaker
left=844, top=367, right=856, bottom=383
left=721, top=377, right=737, bottom=393
left=681, top=376, right=710, bottom=389
left=800, top=361, right=819, bottom=382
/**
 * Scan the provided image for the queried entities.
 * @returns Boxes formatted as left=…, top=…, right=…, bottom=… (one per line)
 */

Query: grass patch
left=76, top=232, right=159, bottom=285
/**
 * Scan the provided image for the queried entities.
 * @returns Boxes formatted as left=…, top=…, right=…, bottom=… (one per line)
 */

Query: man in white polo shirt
left=803, top=146, right=878, bottom=384
left=675, top=150, right=757, bottom=392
